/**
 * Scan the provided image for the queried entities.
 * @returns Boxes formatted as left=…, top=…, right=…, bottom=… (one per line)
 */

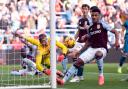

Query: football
left=64, top=37, right=75, bottom=48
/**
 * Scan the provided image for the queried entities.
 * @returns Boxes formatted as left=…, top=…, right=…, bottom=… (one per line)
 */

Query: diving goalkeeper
left=13, top=32, right=68, bottom=77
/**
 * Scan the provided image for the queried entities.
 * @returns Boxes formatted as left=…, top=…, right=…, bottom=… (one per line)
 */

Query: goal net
left=0, top=34, right=51, bottom=88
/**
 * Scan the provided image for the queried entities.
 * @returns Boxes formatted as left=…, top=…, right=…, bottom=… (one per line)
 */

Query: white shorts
left=69, top=42, right=85, bottom=52
left=79, top=47, right=107, bottom=63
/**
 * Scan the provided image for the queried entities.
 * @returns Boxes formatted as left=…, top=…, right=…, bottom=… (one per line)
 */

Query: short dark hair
left=90, top=6, right=98, bottom=11
left=39, top=34, right=47, bottom=40
left=91, top=7, right=101, bottom=14
left=81, top=4, right=90, bottom=9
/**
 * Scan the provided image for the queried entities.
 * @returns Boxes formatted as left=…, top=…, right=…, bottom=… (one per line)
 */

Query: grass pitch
left=58, top=63, right=128, bottom=89
left=0, top=63, right=128, bottom=89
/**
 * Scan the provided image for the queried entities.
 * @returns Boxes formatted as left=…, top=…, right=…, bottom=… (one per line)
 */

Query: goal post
left=49, top=0, right=57, bottom=88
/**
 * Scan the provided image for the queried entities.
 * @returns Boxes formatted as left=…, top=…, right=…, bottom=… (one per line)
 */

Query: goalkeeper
left=13, top=32, right=68, bottom=77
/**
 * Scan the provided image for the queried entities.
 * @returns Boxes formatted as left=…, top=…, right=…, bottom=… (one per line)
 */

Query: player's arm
left=12, top=32, right=40, bottom=46
left=56, top=40, right=68, bottom=62
left=56, top=40, right=68, bottom=55
left=35, top=52, right=44, bottom=71
left=102, top=21, right=120, bottom=49
left=109, top=29, right=119, bottom=49
left=120, top=12, right=126, bottom=43
left=120, top=25, right=125, bottom=44
left=24, top=37, right=40, bottom=46
left=20, top=39, right=33, bottom=48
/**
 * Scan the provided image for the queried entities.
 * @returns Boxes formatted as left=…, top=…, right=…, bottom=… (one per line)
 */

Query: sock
left=119, top=56, right=126, bottom=67
left=96, top=59, right=103, bottom=76
left=77, top=66, right=84, bottom=76
left=63, top=65, right=78, bottom=82
left=61, top=58, right=68, bottom=73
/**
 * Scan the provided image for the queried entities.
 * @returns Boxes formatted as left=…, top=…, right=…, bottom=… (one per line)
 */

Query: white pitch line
left=86, top=72, right=128, bottom=76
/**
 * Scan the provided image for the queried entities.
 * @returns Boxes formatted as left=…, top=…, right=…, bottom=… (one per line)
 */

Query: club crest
left=97, top=24, right=100, bottom=29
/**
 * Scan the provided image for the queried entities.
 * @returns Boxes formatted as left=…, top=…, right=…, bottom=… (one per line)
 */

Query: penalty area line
left=86, top=72, right=128, bottom=76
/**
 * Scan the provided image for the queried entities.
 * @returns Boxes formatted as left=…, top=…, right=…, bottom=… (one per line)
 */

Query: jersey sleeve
left=56, top=40, right=68, bottom=55
left=101, top=20, right=113, bottom=31
left=24, top=37, right=40, bottom=46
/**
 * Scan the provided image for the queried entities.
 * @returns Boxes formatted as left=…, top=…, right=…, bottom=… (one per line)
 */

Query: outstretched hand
left=12, top=31, right=22, bottom=38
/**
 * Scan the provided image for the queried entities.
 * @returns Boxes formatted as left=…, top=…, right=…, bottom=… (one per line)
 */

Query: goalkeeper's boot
left=56, top=77, right=64, bottom=85
left=117, top=67, right=122, bottom=74
left=98, top=75, right=104, bottom=86
left=43, top=69, right=51, bottom=76
left=57, top=70, right=64, bottom=78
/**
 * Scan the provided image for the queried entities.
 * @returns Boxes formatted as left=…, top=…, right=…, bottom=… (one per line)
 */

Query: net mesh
left=0, top=35, right=51, bottom=88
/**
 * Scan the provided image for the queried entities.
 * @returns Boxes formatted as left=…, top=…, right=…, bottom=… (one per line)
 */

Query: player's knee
left=95, top=51, right=103, bottom=60
left=73, top=58, right=84, bottom=68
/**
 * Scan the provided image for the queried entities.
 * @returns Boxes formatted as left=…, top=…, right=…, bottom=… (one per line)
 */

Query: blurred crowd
left=0, top=0, right=128, bottom=50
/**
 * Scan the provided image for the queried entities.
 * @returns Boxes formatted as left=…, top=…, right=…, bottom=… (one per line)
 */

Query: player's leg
left=95, top=51, right=104, bottom=76
left=69, top=65, right=84, bottom=82
left=11, top=57, right=36, bottom=76
left=75, top=43, right=85, bottom=81
left=22, top=57, right=43, bottom=75
left=22, top=58, right=36, bottom=70
left=61, top=57, right=68, bottom=74
left=57, top=47, right=95, bottom=85
left=118, top=56, right=126, bottom=73
left=118, top=37, right=128, bottom=73
left=66, top=52, right=80, bottom=82
left=95, top=49, right=107, bottom=86
left=10, top=69, right=28, bottom=76
left=69, top=43, right=85, bottom=82
left=60, top=58, right=84, bottom=84
left=77, top=66, right=84, bottom=80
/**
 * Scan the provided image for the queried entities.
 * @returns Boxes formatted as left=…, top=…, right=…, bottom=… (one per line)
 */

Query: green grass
left=58, top=63, right=128, bottom=89
left=0, top=63, right=128, bottom=89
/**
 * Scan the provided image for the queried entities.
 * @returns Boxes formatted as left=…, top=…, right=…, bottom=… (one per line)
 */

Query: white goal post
left=49, top=0, right=57, bottom=88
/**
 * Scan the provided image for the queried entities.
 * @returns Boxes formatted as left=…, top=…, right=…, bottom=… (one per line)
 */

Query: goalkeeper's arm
left=12, top=31, right=23, bottom=39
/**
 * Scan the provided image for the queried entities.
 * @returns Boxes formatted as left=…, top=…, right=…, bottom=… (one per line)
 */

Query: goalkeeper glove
left=57, top=54, right=65, bottom=62
left=43, top=69, right=51, bottom=76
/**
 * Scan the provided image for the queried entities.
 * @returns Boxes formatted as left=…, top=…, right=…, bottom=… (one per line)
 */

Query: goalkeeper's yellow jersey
left=24, top=37, right=68, bottom=57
